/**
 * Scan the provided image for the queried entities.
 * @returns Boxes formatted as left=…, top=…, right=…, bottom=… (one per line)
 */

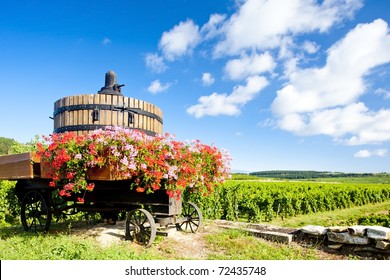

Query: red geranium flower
left=35, top=126, right=231, bottom=199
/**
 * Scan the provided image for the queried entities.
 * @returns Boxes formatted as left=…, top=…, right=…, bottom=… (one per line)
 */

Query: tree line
left=249, top=170, right=383, bottom=179
left=0, top=136, right=38, bottom=155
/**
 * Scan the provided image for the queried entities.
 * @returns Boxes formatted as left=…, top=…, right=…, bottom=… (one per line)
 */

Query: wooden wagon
left=0, top=152, right=203, bottom=246
left=0, top=70, right=205, bottom=246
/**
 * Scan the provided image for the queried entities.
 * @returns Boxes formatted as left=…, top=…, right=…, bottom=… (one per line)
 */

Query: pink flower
left=64, top=183, right=73, bottom=191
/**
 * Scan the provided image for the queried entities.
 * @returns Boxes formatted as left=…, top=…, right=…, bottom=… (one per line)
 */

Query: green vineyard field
left=185, top=180, right=390, bottom=222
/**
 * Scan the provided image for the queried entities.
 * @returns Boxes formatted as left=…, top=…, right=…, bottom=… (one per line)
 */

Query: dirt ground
left=72, top=220, right=216, bottom=258
left=71, top=220, right=380, bottom=260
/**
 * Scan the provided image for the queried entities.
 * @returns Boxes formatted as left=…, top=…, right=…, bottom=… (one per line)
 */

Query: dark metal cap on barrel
left=97, top=70, right=125, bottom=95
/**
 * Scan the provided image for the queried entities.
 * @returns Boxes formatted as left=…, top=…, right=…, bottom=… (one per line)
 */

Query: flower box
left=86, top=165, right=127, bottom=181
left=0, top=152, right=40, bottom=180
left=40, top=163, right=126, bottom=181
left=35, top=127, right=231, bottom=198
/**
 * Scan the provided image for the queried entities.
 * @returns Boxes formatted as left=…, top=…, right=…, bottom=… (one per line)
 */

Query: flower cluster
left=36, top=126, right=231, bottom=201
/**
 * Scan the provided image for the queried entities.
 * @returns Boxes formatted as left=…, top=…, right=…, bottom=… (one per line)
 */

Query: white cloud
left=278, top=36, right=295, bottom=59
left=224, top=52, right=276, bottom=80
left=302, top=40, right=319, bottom=54
left=354, top=149, right=388, bottom=158
left=277, top=103, right=390, bottom=145
left=271, top=19, right=390, bottom=145
left=375, top=88, right=390, bottom=99
left=273, top=19, right=390, bottom=116
left=200, top=13, right=227, bottom=40
left=257, top=118, right=276, bottom=128
left=102, top=37, right=111, bottom=45
left=187, top=75, right=268, bottom=118
left=159, top=19, right=201, bottom=61
left=354, top=150, right=371, bottom=158
left=345, top=107, right=390, bottom=145
left=145, top=53, right=167, bottom=73
left=201, top=72, right=215, bottom=86
left=375, top=149, right=388, bottom=157
left=282, top=57, right=299, bottom=78
left=147, top=80, right=172, bottom=94
left=151, top=1, right=390, bottom=148
left=213, top=0, right=363, bottom=56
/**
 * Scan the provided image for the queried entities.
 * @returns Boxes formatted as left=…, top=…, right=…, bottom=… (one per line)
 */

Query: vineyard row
left=185, top=181, right=390, bottom=222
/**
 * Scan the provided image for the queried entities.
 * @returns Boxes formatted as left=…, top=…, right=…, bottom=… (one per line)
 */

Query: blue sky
left=1, top=0, right=390, bottom=173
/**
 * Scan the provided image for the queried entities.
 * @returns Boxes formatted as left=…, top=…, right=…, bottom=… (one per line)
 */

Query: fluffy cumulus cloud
left=147, top=80, right=172, bottom=94
left=224, top=52, right=276, bottom=80
left=159, top=19, right=201, bottom=61
left=185, top=0, right=365, bottom=120
left=187, top=75, right=268, bottom=118
left=354, top=149, right=388, bottom=158
left=213, top=0, right=363, bottom=55
left=277, top=103, right=390, bottom=145
left=148, top=0, right=390, bottom=149
left=272, top=19, right=390, bottom=144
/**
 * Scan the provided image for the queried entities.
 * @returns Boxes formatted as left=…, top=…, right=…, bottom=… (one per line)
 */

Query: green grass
left=205, top=229, right=319, bottom=260
left=0, top=226, right=164, bottom=260
left=0, top=225, right=322, bottom=260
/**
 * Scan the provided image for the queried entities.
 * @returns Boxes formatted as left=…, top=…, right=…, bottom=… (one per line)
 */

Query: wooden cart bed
left=0, top=152, right=40, bottom=180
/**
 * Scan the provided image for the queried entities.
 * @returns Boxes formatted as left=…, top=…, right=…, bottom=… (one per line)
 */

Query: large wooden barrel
left=53, top=94, right=163, bottom=136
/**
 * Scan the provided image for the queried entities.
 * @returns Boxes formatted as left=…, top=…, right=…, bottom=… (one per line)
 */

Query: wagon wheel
left=177, top=202, right=203, bottom=233
left=125, top=209, right=156, bottom=247
left=21, top=191, right=52, bottom=232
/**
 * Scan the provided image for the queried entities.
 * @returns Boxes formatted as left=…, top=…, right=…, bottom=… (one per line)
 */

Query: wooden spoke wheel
left=125, top=209, right=156, bottom=247
left=21, top=191, right=52, bottom=232
left=177, top=202, right=203, bottom=233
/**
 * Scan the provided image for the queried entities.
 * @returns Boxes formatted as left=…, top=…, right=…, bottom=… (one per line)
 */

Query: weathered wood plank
left=77, top=95, right=84, bottom=127
left=0, top=152, right=36, bottom=180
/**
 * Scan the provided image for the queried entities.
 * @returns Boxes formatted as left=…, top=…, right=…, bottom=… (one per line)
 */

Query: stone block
left=347, top=225, right=367, bottom=237
left=217, top=224, right=293, bottom=244
left=327, top=232, right=370, bottom=245
left=366, top=226, right=390, bottom=241
left=375, top=240, right=390, bottom=250
left=328, top=226, right=348, bottom=233
left=300, top=225, right=328, bottom=236
left=327, top=244, right=344, bottom=250
left=247, top=229, right=294, bottom=244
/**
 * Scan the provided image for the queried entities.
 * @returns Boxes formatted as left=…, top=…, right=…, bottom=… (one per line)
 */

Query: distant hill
left=249, top=170, right=383, bottom=179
